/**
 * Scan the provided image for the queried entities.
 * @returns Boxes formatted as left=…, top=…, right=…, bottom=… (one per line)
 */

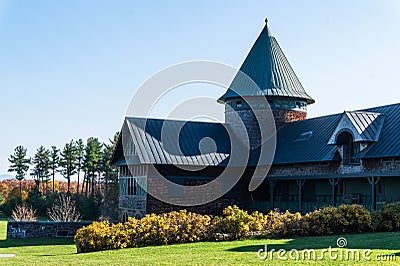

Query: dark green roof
left=268, top=103, right=400, bottom=165
left=219, top=21, right=315, bottom=104
left=111, top=103, right=400, bottom=167
left=356, top=104, right=400, bottom=159
left=111, top=117, right=235, bottom=166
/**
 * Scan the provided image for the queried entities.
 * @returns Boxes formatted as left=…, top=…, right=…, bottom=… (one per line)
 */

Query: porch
left=249, top=177, right=400, bottom=213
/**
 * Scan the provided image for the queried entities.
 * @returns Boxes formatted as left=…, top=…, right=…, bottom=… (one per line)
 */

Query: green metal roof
left=263, top=103, right=400, bottom=165
left=219, top=20, right=315, bottom=104
left=355, top=103, right=400, bottom=159
left=111, top=103, right=400, bottom=167
left=111, top=117, right=234, bottom=166
left=265, top=114, right=342, bottom=165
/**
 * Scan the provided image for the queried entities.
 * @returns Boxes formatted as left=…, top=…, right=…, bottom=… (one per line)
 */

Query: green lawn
left=0, top=220, right=399, bottom=265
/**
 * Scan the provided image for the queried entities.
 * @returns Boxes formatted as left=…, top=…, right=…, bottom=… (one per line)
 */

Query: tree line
left=7, top=133, right=119, bottom=199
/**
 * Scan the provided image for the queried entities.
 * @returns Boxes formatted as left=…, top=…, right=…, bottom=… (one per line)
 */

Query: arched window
left=336, top=131, right=360, bottom=164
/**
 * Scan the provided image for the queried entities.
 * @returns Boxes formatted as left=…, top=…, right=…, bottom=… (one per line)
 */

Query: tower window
left=236, top=101, right=243, bottom=108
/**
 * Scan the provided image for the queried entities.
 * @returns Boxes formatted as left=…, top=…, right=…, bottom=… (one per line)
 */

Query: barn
left=111, top=19, right=400, bottom=221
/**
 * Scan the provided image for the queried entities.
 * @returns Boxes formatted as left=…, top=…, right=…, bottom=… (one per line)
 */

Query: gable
left=327, top=111, right=384, bottom=145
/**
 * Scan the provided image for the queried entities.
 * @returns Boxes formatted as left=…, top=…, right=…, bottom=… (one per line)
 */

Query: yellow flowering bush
left=75, top=210, right=212, bottom=252
left=74, top=204, right=385, bottom=253
left=211, top=205, right=256, bottom=240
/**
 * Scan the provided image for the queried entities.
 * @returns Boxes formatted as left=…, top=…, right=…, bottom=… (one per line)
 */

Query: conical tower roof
left=219, top=19, right=315, bottom=104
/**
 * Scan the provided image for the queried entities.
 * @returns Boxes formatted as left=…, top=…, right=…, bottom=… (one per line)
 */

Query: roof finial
left=265, top=18, right=268, bottom=24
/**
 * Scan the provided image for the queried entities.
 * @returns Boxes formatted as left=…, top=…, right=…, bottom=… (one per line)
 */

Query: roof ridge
left=357, top=102, right=400, bottom=112
left=125, top=116, right=223, bottom=124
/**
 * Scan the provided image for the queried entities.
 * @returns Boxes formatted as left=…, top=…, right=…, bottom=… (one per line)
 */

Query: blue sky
left=1, top=0, right=400, bottom=176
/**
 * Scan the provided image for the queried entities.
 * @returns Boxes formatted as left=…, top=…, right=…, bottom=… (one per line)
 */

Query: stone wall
left=146, top=195, right=243, bottom=216
left=225, top=109, right=276, bottom=149
left=268, top=163, right=340, bottom=178
left=225, top=108, right=306, bottom=150
left=7, top=221, right=92, bottom=239
left=145, top=174, right=251, bottom=216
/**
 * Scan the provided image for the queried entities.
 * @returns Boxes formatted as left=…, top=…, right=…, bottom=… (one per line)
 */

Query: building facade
left=111, top=20, right=400, bottom=221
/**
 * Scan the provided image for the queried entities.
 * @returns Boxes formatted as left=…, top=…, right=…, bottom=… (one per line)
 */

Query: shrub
left=371, top=211, right=382, bottom=231
left=260, top=210, right=306, bottom=238
left=377, top=202, right=400, bottom=231
left=11, top=203, right=37, bottom=221
left=73, top=194, right=101, bottom=220
left=129, top=210, right=212, bottom=246
left=75, top=209, right=212, bottom=252
left=306, top=204, right=372, bottom=235
left=74, top=204, right=390, bottom=253
left=211, top=205, right=254, bottom=240
left=338, top=204, right=372, bottom=233
left=47, top=194, right=81, bottom=222
left=74, top=221, right=112, bottom=252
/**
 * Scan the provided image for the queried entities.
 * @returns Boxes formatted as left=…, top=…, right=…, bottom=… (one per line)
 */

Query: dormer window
left=336, top=131, right=360, bottom=165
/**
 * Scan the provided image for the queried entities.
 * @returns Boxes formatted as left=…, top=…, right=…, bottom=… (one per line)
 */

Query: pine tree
left=31, top=146, right=51, bottom=194
left=75, top=139, right=85, bottom=194
left=59, top=141, right=77, bottom=193
left=100, top=133, right=119, bottom=219
left=83, top=137, right=102, bottom=197
left=102, top=132, right=119, bottom=199
left=8, top=145, right=30, bottom=197
left=49, top=146, right=60, bottom=193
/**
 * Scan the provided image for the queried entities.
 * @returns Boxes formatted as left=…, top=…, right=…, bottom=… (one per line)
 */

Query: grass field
left=0, top=221, right=399, bottom=265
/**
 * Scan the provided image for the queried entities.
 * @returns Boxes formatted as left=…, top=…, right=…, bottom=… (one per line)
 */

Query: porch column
left=367, top=176, right=381, bottom=211
left=296, top=179, right=305, bottom=212
left=268, top=180, right=276, bottom=209
left=329, top=178, right=340, bottom=207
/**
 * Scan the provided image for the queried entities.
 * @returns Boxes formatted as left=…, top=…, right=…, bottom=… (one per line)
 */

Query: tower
left=219, top=19, right=315, bottom=149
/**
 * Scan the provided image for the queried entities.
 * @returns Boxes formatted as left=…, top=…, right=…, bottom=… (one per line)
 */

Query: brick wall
left=272, top=109, right=306, bottom=129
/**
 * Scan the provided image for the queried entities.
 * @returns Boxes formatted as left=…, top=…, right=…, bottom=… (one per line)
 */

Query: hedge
left=74, top=203, right=400, bottom=253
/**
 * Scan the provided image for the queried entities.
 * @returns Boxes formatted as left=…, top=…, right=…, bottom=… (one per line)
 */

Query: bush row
left=74, top=203, right=400, bottom=253
left=75, top=210, right=212, bottom=252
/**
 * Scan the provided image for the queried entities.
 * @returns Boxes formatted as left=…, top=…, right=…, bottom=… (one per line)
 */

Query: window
left=377, top=181, right=384, bottom=194
left=127, top=178, right=136, bottom=195
left=236, top=101, right=243, bottom=108
left=122, top=212, right=129, bottom=223
left=336, top=131, right=360, bottom=164
left=294, top=131, right=313, bottom=142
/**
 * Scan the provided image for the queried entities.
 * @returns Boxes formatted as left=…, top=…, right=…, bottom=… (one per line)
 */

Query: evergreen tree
left=75, top=139, right=85, bottom=194
left=59, top=140, right=77, bottom=193
left=102, top=132, right=119, bottom=199
left=49, top=146, right=60, bottom=193
left=100, top=133, right=119, bottom=219
left=83, top=137, right=102, bottom=197
left=8, top=145, right=30, bottom=197
left=31, top=146, right=51, bottom=194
